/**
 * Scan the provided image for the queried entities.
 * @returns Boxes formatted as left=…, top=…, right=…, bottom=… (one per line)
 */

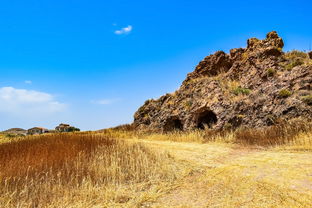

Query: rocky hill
left=133, top=31, right=312, bottom=131
left=2, top=128, right=27, bottom=135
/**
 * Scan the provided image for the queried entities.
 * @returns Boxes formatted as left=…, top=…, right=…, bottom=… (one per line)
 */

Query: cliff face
left=134, top=32, right=312, bottom=132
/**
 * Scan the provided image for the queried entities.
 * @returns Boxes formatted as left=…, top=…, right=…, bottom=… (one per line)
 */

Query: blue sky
left=0, top=0, right=311, bottom=130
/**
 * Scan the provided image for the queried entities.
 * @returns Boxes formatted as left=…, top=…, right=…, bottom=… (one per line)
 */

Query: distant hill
left=2, top=128, right=27, bottom=135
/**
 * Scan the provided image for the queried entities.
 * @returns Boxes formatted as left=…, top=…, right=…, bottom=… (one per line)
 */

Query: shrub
left=232, top=87, right=251, bottom=95
left=266, top=68, right=276, bottom=77
left=278, top=89, right=292, bottom=98
left=302, top=95, right=312, bottom=105
left=67, top=127, right=80, bottom=132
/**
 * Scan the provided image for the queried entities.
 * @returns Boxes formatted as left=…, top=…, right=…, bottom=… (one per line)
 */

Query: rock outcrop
left=134, top=32, right=312, bottom=131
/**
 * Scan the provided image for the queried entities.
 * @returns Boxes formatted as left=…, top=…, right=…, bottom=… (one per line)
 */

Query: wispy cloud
left=0, top=87, right=67, bottom=116
left=25, top=80, right=32, bottom=84
left=91, top=98, right=120, bottom=105
left=114, top=25, right=133, bottom=35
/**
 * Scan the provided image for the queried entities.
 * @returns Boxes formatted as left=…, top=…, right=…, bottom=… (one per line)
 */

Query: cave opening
left=196, top=110, right=218, bottom=129
left=163, top=117, right=183, bottom=132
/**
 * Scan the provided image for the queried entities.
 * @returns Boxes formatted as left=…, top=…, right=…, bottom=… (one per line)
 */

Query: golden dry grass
left=103, top=119, right=312, bottom=150
left=0, top=133, right=181, bottom=207
left=1, top=122, right=312, bottom=207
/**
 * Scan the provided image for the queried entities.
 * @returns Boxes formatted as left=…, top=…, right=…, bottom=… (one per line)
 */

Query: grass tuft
left=278, top=89, right=292, bottom=98
left=232, top=87, right=251, bottom=96
left=302, top=95, right=312, bottom=105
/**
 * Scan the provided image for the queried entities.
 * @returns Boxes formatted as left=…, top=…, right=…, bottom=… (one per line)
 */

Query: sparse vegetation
left=285, top=58, right=304, bottom=70
left=232, top=86, right=251, bottom=95
left=302, top=95, right=312, bottom=105
left=242, top=52, right=249, bottom=61
left=278, top=89, right=292, bottom=98
left=183, top=100, right=193, bottom=109
left=284, top=50, right=308, bottom=70
left=266, top=68, right=276, bottom=77
left=285, top=50, right=308, bottom=59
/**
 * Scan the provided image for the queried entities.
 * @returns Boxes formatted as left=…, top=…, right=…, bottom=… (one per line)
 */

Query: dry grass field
left=0, top=133, right=181, bottom=207
left=1, top=120, right=312, bottom=207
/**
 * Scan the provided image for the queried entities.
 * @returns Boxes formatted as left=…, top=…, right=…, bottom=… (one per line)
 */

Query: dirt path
left=134, top=139, right=312, bottom=207
left=138, top=140, right=257, bottom=168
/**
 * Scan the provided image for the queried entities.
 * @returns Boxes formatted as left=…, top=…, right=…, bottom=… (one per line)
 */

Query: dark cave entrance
left=196, top=110, right=218, bottom=129
left=163, top=117, right=183, bottom=132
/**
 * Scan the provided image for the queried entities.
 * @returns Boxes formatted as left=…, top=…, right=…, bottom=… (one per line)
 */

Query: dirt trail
left=134, top=139, right=312, bottom=207
left=139, top=140, right=257, bottom=167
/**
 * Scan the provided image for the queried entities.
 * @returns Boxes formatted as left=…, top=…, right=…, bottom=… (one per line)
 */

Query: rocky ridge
left=133, top=32, right=312, bottom=131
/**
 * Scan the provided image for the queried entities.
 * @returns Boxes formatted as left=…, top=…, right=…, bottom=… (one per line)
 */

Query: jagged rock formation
left=134, top=32, right=312, bottom=131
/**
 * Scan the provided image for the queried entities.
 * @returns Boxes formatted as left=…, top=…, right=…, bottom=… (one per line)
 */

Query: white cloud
left=0, top=87, right=67, bottom=116
left=91, top=99, right=120, bottom=105
left=114, top=25, right=133, bottom=35
left=25, top=80, right=32, bottom=84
